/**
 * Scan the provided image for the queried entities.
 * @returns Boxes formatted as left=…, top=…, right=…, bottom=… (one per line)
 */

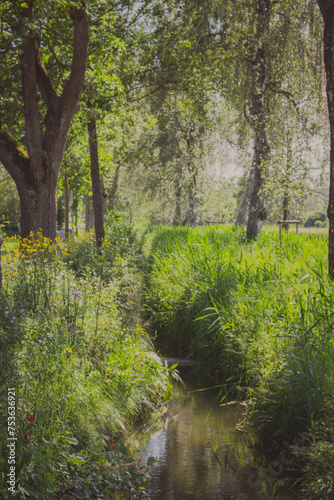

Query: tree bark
left=283, top=191, right=289, bottom=233
left=246, top=0, right=270, bottom=240
left=64, top=172, right=69, bottom=238
left=88, top=119, right=105, bottom=248
left=85, top=194, right=92, bottom=232
left=317, top=1, right=334, bottom=276
left=236, top=173, right=253, bottom=226
left=0, top=6, right=89, bottom=240
left=108, top=162, right=121, bottom=211
left=183, top=165, right=197, bottom=227
left=173, top=178, right=182, bottom=225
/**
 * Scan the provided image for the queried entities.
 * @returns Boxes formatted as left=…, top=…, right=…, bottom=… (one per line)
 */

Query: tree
left=316, top=1, right=334, bottom=275
left=0, top=1, right=89, bottom=239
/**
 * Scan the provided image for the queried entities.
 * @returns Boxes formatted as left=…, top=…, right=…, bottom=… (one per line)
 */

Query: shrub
left=304, top=212, right=327, bottom=228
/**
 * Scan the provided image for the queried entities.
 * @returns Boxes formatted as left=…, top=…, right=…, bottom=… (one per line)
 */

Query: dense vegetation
left=0, top=221, right=171, bottom=499
left=143, top=225, right=334, bottom=498
left=2, top=0, right=334, bottom=498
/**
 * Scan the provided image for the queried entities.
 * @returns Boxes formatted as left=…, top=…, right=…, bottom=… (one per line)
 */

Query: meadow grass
left=143, top=225, right=334, bottom=498
left=0, top=224, right=171, bottom=499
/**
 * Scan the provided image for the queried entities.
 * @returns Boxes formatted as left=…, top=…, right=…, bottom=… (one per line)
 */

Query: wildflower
left=24, top=432, right=29, bottom=440
left=66, top=348, right=72, bottom=354
left=69, top=323, right=72, bottom=327
left=20, top=310, right=24, bottom=314
left=10, top=319, right=14, bottom=324
left=36, top=317, right=40, bottom=320
left=14, top=326, right=17, bottom=330
left=5, top=306, right=8, bottom=310
left=27, top=415, right=34, bottom=422
left=4, top=336, right=7, bottom=339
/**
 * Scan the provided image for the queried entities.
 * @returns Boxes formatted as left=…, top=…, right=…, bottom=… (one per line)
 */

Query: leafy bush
left=304, top=212, right=327, bottom=228
left=58, top=213, right=142, bottom=289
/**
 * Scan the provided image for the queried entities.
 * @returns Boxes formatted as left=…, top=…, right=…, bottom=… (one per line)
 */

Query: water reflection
left=139, top=368, right=293, bottom=500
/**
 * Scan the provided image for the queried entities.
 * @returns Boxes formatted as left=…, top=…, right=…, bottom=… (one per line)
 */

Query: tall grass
left=0, top=229, right=170, bottom=499
left=144, top=225, right=334, bottom=497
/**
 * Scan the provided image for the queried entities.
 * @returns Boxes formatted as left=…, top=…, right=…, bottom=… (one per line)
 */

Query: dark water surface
left=138, top=363, right=294, bottom=500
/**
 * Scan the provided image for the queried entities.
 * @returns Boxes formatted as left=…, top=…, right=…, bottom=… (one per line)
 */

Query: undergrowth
left=0, top=221, right=171, bottom=499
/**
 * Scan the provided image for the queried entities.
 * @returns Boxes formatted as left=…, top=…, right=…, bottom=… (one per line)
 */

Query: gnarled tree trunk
left=0, top=5, right=89, bottom=240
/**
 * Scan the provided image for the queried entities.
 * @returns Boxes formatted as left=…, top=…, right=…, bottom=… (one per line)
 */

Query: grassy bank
left=0, top=218, right=171, bottom=499
left=143, top=225, right=334, bottom=498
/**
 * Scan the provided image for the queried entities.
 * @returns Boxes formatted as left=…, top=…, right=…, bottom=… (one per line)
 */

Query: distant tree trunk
left=74, top=191, right=78, bottom=235
left=0, top=6, right=89, bottom=239
left=85, top=193, right=92, bottom=232
left=317, top=0, right=334, bottom=276
left=173, top=178, right=182, bottom=225
left=236, top=173, right=253, bottom=226
left=64, top=172, right=69, bottom=238
left=108, top=162, right=121, bottom=211
left=183, top=165, right=197, bottom=227
left=182, top=133, right=197, bottom=227
left=283, top=190, right=289, bottom=232
left=88, top=119, right=105, bottom=248
left=246, top=0, right=270, bottom=240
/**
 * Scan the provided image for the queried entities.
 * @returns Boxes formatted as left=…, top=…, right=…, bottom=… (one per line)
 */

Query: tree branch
left=21, top=34, right=43, bottom=166
left=62, top=6, right=89, bottom=112
left=0, top=120, right=30, bottom=184
left=35, top=40, right=59, bottom=111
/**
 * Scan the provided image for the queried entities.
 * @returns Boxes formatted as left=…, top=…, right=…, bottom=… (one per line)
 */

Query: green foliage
left=304, top=211, right=328, bottom=228
left=143, top=225, right=334, bottom=494
left=59, top=213, right=142, bottom=286
left=0, top=230, right=170, bottom=498
left=0, top=168, right=20, bottom=234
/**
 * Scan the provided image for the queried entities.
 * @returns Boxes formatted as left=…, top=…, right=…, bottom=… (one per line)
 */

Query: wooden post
left=277, top=220, right=300, bottom=246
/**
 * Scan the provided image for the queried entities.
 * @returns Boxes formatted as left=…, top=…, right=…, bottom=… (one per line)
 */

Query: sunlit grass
left=143, top=224, right=334, bottom=497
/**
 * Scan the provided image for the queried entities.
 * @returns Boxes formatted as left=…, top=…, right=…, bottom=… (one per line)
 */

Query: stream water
left=137, top=361, right=294, bottom=500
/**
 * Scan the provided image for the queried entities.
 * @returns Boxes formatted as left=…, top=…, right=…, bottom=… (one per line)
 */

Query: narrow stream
left=138, top=362, right=294, bottom=500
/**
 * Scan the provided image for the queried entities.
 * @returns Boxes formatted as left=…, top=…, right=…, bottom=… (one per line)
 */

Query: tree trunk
left=0, top=6, right=89, bottom=240
left=64, top=172, right=69, bottom=238
left=85, top=194, right=92, bottom=232
left=283, top=190, right=289, bottom=233
left=183, top=165, right=197, bottom=227
left=14, top=164, right=58, bottom=239
left=74, top=191, right=78, bottom=235
left=88, top=119, right=105, bottom=248
left=246, top=0, right=270, bottom=240
left=173, top=178, right=182, bottom=225
left=108, top=162, right=121, bottom=211
left=317, top=1, right=334, bottom=276
left=236, top=173, right=253, bottom=226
